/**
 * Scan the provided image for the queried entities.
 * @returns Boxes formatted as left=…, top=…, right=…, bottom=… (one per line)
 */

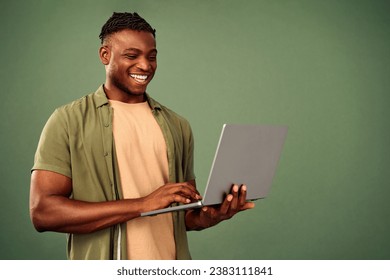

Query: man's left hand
left=185, top=184, right=255, bottom=230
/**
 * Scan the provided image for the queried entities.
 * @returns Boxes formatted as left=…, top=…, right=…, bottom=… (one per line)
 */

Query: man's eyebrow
left=124, top=48, right=158, bottom=53
left=124, top=48, right=140, bottom=52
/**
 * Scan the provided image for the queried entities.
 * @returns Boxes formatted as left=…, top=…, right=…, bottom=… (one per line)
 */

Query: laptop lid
left=201, top=124, right=288, bottom=206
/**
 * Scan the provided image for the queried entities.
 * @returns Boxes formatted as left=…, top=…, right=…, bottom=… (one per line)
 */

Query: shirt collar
left=94, top=85, right=109, bottom=108
left=93, top=85, right=162, bottom=111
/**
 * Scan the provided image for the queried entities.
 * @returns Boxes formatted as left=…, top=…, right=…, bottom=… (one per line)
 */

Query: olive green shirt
left=32, top=85, right=195, bottom=259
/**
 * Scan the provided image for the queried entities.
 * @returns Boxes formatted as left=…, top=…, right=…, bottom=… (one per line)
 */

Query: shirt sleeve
left=32, top=108, right=72, bottom=178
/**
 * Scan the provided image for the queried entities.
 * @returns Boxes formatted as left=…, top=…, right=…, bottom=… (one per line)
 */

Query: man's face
left=102, top=29, right=157, bottom=98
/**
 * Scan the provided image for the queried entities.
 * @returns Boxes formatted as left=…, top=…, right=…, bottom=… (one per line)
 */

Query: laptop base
left=140, top=201, right=203, bottom=217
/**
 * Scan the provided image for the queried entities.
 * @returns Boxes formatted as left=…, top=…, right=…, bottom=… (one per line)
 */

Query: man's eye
left=125, top=54, right=137, bottom=59
left=149, top=56, right=157, bottom=61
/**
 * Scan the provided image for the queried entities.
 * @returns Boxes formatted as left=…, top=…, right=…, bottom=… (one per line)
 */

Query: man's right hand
left=142, top=181, right=201, bottom=212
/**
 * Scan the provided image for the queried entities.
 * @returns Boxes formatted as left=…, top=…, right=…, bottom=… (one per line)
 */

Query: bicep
left=30, top=170, right=72, bottom=205
left=29, top=170, right=73, bottom=231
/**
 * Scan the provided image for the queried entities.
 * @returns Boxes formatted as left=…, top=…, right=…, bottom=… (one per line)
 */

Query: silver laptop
left=140, top=124, right=288, bottom=217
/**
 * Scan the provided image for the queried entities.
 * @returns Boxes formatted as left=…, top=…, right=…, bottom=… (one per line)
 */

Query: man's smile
left=130, top=74, right=149, bottom=84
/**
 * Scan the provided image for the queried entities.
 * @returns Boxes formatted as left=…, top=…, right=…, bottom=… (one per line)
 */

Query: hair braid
left=99, top=12, right=156, bottom=44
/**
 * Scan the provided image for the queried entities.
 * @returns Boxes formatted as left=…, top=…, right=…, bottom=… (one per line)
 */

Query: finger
left=178, top=182, right=202, bottom=199
left=241, top=201, right=256, bottom=210
left=167, top=182, right=196, bottom=191
left=230, top=184, right=239, bottom=211
left=197, top=207, right=212, bottom=227
left=246, top=201, right=255, bottom=208
left=200, top=206, right=215, bottom=220
left=201, top=206, right=210, bottom=216
left=219, top=194, right=233, bottom=215
left=171, top=193, right=192, bottom=204
left=238, top=184, right=248, bottom=207
left=168, top=183, right=201, bottom=201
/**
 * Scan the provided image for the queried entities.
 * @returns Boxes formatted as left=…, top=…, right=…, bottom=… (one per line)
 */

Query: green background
left=1, top=0, right=389, bottom=260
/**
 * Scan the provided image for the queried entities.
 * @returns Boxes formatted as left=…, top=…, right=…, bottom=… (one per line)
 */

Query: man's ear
left=99, top=46, right=111, bottom=65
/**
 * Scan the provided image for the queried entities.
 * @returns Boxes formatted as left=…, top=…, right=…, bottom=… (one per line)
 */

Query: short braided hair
left=99, top=12, right=156, bottom=44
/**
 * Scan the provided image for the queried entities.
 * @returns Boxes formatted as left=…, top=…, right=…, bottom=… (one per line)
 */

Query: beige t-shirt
left=110, top=100, right=176, bottom=260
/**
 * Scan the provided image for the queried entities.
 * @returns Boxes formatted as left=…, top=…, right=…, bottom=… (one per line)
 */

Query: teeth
left=130, top=74, right=148, bottom=81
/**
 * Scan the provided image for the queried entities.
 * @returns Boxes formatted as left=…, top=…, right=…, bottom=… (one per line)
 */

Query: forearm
left=31, top=196, right=147, bottom=234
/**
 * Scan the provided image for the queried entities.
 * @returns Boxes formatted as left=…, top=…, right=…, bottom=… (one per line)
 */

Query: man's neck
left=103, top=84, right=146, bottom=104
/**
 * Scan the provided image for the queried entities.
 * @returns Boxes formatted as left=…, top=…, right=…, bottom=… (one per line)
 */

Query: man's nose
left=136, top=57, right=151, bottom=71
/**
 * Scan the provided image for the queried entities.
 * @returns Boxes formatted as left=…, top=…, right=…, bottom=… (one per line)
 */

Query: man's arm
left=185, top=182, right=255, bottom=231
left=30, top=170, right=200, bottom=234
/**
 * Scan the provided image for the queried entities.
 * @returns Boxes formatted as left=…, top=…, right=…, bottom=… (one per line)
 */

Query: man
left=29, top=12, right=254, bottom=260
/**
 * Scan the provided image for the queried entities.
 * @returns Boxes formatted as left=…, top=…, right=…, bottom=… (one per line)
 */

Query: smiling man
left=29, top=12, right=254, bottom=260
